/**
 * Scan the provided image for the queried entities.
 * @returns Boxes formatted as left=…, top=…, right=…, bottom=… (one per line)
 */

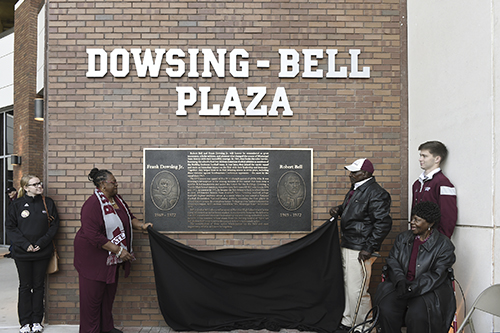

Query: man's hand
left=358, top=250, right=372, bottom=261
left=329, top=206, right=340, bottom=216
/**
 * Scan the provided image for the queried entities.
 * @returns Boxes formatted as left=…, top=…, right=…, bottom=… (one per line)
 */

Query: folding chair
left=456, top=284, right=500, bottom=333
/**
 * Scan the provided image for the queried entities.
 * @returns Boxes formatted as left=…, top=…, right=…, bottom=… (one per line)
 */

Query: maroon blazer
left=74, top=192, right=135, bottom=284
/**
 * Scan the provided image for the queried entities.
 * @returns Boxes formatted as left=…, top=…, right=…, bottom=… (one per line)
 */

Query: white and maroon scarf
left=94, top=188, right=134, bottom=266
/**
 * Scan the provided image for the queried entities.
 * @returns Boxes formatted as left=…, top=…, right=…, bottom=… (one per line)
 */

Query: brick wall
left=14, top=0, right=45, bottom=186
left=45, top=0, right=408, bottom=327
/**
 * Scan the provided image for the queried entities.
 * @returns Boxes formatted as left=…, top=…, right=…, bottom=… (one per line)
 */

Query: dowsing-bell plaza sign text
left=86, top=48, right=370, bottom=117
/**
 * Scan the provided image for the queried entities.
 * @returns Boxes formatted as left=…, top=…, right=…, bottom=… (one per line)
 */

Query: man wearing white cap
left=330, top=158, right=392, bottom=332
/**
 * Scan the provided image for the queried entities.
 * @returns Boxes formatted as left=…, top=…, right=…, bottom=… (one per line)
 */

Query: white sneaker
left=19, top=324, right=31, bottom=333
left=32, top=323, right=43, bottom=333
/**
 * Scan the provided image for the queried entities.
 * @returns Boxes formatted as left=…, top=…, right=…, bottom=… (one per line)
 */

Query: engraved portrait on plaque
left=277, top=171, right=306, bottom=211
left=151, top=171, right=180, bottom=211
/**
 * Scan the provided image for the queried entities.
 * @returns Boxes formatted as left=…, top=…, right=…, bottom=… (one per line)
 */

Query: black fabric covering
left=147, top=218, right=344, bottom=333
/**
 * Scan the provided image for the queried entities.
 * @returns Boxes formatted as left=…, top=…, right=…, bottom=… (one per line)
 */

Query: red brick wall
left=45, top=0, right=408, bottom=326
left=14, top=0, right=45, bottom=187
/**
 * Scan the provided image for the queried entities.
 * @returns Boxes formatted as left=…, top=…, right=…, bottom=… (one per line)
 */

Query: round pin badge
left=21, top=210, right=30, bottom=218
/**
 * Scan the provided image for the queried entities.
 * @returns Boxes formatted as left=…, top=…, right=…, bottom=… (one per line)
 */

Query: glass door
left=1, top=110, right=14, bottom=245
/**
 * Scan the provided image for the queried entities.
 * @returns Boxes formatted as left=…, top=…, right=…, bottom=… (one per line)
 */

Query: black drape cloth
left=147, top=217, right=344, bottom=333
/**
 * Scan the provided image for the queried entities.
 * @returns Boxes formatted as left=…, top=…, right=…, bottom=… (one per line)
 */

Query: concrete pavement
left=0, top=246, right=173, bottom=333
left=0, top=246, right=79, bottom=333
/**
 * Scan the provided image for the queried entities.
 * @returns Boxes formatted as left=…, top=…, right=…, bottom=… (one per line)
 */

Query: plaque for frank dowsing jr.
left=144, top=148, right=313, bottom=233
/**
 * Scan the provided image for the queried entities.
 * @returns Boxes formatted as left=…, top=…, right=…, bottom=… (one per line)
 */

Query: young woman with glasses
left=6, top=175, right=59, bottom=333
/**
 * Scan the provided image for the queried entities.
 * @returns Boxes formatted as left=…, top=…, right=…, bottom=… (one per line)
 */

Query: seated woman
left=374, top=201, right=456, bottom=333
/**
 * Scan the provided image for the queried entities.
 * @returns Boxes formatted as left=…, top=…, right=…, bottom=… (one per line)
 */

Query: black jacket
left=374, top=230, right=456, bottom=332
left=337, top=177, right=392, bottom=253
left=6, top=194, right=59, bottom=261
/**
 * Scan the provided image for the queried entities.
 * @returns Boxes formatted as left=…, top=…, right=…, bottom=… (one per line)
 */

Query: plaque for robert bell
left=144, top=148, right=313, bottom=233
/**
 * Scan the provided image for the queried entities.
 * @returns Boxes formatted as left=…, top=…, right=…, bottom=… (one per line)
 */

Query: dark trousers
left=14, top=258, right=50, bottom=326
left=377, top=290, right=429, bottom=333
left=78, top=274, right=118, bottom=333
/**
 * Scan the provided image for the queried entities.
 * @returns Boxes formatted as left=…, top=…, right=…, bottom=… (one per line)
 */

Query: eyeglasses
left=28, top=182, right=43, bottom=187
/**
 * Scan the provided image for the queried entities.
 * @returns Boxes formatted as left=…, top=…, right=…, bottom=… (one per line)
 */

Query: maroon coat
left=74, top=192, right=135, bottom=284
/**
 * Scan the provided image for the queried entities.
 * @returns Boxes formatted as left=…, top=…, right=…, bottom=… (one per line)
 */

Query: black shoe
left=335, top=323, right=352, bottom=333
left=4, top=252, right=11, bottom=258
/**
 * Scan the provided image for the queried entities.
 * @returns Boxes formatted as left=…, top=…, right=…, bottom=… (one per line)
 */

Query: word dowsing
left=86, top=48, right=370, bottom=79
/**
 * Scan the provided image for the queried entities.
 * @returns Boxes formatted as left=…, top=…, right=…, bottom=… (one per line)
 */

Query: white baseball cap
left=344, top=158, right=374, bottom=173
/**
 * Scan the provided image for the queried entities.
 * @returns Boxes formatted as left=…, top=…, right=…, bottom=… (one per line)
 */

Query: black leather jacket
left=337, top=177, right=392, bottom=253
left=375, top=230, right=456, bottom=332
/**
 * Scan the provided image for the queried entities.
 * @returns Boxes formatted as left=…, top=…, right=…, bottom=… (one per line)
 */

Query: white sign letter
left=348, top=49, right=370, bottom=78
left=86, top=49, right=107, bottom=77
left=188, top=49, right=199, bottom=78
left=131, top=48, right=165, bottom=78
left=176, top=87, right=197, bottom=116
left=199, top=87, right=221, bottom=116
left=246, top=87, right=267, bottom=116
left=202, top=49, right=227, bottom=78
left=278, top=49, right=299, bottom=78
left=230, top=49, right=249, bottom=78
left=326, top=49, right=347, bottom=78
left=165, top=49, right=186, bottom=78
left=221, top=87, right=244, bottom=116
left=110, top=48, right=130, bottom=78
left=302, top=49, right=323, bottom=78
left=269, top=87, right=293, bottom=116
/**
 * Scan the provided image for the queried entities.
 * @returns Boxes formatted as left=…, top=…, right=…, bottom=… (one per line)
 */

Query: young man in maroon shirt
left=411, top=141, right=457, bottom=238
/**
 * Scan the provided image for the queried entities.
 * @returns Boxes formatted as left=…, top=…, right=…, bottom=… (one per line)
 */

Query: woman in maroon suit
left=74, top=168, right=152, bottom=333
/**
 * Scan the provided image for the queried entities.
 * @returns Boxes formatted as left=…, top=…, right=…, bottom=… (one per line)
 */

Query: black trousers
left=377, top=290, right=429, bottom=333
left=14, top=258, right=50, bottom=326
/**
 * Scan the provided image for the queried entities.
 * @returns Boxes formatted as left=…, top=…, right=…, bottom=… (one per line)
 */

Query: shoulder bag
left=43, top=196, right=59, bottom=274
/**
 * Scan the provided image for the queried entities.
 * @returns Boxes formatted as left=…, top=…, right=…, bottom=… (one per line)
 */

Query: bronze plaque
left=144, top=148, right=313, bottom=233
